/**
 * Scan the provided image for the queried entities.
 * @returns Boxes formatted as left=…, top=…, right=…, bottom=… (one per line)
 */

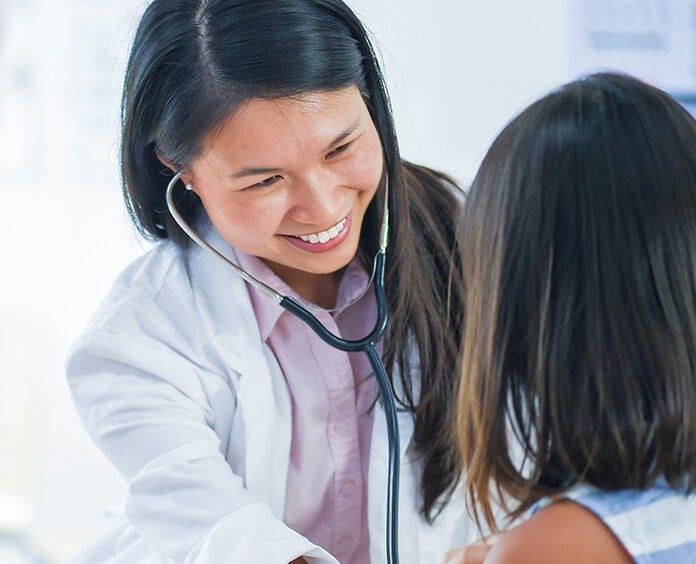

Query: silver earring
left=185, top=183, right=193, bottom=191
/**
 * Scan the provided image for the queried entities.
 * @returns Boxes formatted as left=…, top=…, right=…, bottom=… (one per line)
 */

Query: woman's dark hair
left=457, top=72, right=696, bottom=530
left=121, top=0, right=464, bottom=521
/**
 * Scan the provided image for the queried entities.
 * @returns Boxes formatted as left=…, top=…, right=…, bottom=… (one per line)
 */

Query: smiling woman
left=66, top=1, right=473, bottom=563
left=168, top=87, right=383, bottom=308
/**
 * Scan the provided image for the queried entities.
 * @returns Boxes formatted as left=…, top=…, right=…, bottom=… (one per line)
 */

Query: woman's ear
left=156, top=151, right=193, bottom=186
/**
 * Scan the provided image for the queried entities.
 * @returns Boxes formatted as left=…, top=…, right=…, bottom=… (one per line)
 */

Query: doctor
left=67, top=0, right=474, bottom=562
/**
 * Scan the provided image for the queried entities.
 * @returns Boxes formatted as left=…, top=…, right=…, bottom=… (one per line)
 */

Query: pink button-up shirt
left=236, top=251, right=379, bottom=563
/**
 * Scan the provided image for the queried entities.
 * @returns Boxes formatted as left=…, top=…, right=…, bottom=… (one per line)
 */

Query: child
left=450, top=73, right=696, bottom=563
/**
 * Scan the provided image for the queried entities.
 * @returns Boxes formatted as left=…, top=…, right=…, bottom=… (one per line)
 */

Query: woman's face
left=184, top=85, right=384, bottom=299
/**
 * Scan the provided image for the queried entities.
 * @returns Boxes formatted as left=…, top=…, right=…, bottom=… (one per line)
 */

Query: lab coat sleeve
left=67, top=317, right=337, bottom=564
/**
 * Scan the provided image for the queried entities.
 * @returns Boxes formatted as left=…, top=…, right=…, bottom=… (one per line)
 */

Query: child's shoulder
left=485, top=500, right=632, bottom=564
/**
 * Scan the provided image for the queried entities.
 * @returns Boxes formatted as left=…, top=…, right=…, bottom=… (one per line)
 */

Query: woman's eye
left=249, top=175, right=282, bottom=189
left=328, top=142, right=351, bottom=157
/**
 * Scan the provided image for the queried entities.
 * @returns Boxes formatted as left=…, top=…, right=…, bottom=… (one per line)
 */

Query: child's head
left=457, top=72, right=696, bottom=528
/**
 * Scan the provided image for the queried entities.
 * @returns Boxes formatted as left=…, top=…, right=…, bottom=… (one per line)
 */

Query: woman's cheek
left=341, top=147, right=383, bottom=191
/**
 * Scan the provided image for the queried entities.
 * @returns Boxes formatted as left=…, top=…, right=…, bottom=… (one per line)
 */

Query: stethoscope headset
left=166, top=170, right=401, bottom=564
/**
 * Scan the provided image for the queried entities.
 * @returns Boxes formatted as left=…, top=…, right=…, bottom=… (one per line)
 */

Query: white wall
left=1, top=1, right=575, bottom=560
left=352, top=0, right=574, bottom=181
left=1, top=2, right=150, bottom=559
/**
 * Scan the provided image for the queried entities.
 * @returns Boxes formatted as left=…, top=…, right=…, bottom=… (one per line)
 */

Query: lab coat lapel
left=236, top=345, right=292, bottom=517
left=368, top=344, right=425, bottom=563
left=368, top=399, right=419, bottom=564
left=187, top=224, right=291, bottom=518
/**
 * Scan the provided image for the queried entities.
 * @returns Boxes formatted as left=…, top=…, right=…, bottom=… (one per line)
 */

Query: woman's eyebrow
left=227, top=119, right=362, bottom=179
left=326, top=119, right=361, bottom=149
left=229, top=166, right=283, bottom=179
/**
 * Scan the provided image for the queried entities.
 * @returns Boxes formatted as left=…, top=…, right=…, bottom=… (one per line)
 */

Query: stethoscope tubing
left=165, top=171, right=401, bottom=564
left=279, top=251, right=400, bottom=564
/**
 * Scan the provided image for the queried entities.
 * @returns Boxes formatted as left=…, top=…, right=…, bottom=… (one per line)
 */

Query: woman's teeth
left=298, top=218, right=347, bottom=244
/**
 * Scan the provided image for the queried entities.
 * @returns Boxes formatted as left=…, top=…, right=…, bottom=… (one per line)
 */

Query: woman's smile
left=281, top=213, right=352, bottom=253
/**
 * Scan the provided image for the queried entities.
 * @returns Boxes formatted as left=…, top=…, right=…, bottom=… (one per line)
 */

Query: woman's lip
left=295, top=214, right=349, bottom=240
left=281, top=213, right=352, bottom=253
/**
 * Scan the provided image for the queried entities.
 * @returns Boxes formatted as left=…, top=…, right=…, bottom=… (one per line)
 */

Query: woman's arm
left=67, top=308, right=335, bottom=563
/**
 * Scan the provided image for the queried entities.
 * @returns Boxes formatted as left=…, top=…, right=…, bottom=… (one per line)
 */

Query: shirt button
left=340, top=480, right=356, bottom=496
left=338, top=534, right=354, bottom=547
left=333, top=420, right=350, bottom=435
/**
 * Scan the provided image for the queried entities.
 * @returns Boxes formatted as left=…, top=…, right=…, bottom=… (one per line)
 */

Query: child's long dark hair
left=458, top=72, right=696, bottom=529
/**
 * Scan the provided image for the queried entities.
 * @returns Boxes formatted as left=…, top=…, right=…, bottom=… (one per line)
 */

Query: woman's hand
left=442, top=535, right=500, bottom=564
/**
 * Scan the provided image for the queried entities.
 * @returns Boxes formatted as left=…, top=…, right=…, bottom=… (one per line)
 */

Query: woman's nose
left=287, top=170, right=344, bottom=226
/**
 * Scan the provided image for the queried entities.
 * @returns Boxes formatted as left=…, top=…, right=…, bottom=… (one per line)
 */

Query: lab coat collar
left=185, top=220, right=291, bottom=516
left=234, top=251, right=286, bottom=342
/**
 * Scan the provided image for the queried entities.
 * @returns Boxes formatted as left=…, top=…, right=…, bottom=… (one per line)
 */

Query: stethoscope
left=165, top=171, right=401, bottom=564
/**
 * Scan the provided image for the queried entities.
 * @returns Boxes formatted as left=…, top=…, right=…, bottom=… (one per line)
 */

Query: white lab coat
left=67, top=221, right=477, bottom=563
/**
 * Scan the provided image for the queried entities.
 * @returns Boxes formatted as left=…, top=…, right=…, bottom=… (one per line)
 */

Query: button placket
left=332, top=419, right=351, bottom=436
left=340, top=479, right=356, bottom=496
left=338, top=534, right=355, bottom=547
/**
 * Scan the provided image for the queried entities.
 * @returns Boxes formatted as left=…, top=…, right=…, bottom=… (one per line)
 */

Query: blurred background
left=2, top=0, right=694, bottom=561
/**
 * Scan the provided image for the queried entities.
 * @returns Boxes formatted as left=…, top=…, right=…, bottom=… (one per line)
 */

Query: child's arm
left=444, top=501, right=632, bottom=563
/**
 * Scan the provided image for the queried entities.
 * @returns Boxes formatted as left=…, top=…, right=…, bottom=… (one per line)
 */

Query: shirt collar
left=234, top=250, right=371, bottom=341
left=334, top=259, right=372, bottom=311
